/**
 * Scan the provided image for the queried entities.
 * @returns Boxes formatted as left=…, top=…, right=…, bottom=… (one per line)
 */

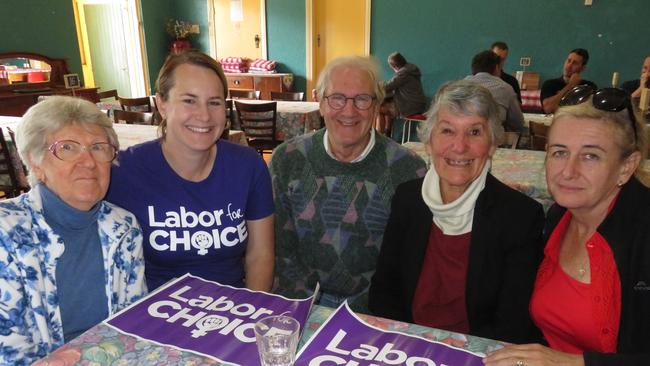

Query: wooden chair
left=502, top=132, right=521, bottom=149
left=529, top=121, right=549, bottom=151
left=113, top=109, right=153, bottom=125
left=119, top=96, right=153, bottom=113
left=221, top=99, right=233, bottom=140
left=0, top=127, right=29, bottom=198
left=97, top=89, right=118, bottom=100
left=235, top=101, right=279, bottom=155
left=270, top=91, right=305, bottom=101
left=229, top=90, right=261, bottom=100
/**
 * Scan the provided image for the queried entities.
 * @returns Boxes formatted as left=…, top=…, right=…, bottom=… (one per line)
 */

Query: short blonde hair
left=553, top=99, right=649, bottom=184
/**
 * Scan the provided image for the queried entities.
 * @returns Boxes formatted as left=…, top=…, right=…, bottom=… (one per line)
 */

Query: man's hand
left=567, top=72, right=582, bottom=88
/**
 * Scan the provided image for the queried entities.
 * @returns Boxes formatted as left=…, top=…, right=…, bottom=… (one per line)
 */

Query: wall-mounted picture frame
left=63, top=73, right=80, bottom=89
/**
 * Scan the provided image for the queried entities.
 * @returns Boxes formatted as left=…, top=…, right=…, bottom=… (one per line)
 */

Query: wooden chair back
left=235, top=101, right=279, bottom=155
left=113, top=110, right=153, bottom=125
left=529, top=121, right=549, bottom=151
left=0, top=127, right=29, bottom=198
left=97, top=89, right=118, bottom=100
left=119, top=96, right=153, bottom=113
left=230, top=90, right=261, bottom=100
left=270, top=91, right=305, bottom=101
left=502, top=132, right=521, bottom=149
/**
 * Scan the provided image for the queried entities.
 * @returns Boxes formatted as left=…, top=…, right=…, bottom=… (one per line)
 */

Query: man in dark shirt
left=491, top=41, right=521, bottom=103
left=540, top=48, right=597, bottom=114
left=620, top=54, right=650, bottom=98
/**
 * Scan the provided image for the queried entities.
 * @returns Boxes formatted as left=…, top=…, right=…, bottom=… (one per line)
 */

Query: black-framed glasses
left=323, top=93, right=376, bottom=110
left=559, top=84, right=638, bottom=141
left=48, top=140, right=117, bottom=163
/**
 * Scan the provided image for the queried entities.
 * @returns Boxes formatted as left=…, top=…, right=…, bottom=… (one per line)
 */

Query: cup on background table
left=254, top=315, right=300, bottom=366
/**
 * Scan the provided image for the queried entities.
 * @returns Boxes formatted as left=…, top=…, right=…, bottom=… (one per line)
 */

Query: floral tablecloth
left=404, top=142, right=553, bottom=210
left=35, top=305, right=504, bottom=366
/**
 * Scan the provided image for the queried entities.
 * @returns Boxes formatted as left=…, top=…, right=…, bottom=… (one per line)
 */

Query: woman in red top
left=484, top=86, right=650, bottom=365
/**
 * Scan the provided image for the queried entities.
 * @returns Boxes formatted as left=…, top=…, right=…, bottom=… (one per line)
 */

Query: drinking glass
left=254, top=315, right=300, bottom=366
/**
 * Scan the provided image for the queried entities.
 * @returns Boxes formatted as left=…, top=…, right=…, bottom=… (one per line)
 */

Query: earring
left=617, top=181, right=624, bottom=187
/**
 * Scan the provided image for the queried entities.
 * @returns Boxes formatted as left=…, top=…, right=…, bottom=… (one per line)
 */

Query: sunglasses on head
left=559, top=84, right=638, bottom=141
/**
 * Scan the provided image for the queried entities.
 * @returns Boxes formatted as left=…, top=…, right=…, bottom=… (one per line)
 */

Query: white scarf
left=421, top=159, right=491, bottom=235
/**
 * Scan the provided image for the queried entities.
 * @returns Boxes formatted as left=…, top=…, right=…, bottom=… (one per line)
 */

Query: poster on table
left=106, top=273, right=316, bottom=366
left=295, top=302, right=484, bottom=366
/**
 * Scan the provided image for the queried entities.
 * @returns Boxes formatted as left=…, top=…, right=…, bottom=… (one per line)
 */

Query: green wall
left=0, top=0, right=82, bottom=81
left=265, top=0, right=650, bottom=97
left=2, top=0, right=648, bottom=99
left=371, top=0, right=650, bottom=98
left=267, top=0, right=307, bottom=92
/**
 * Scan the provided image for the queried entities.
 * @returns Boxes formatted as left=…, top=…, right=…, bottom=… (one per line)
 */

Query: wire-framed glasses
left=48, top=140, right=117, bottom=162
left=323, top=93, right=376, bottom=110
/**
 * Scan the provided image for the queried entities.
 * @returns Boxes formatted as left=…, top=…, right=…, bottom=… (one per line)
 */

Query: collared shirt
left=465, top=72, right=524, bottom=133
left=323, top=128, right=376, bottom=163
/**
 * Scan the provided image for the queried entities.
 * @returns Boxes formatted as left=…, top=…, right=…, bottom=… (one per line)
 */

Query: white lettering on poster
left=308, top=329, right=442, bottom=366
left=146, top=284, right=274, bottom=342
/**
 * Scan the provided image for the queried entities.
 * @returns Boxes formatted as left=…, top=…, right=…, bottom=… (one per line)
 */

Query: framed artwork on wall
left=63, top=73, right=80, bottom=89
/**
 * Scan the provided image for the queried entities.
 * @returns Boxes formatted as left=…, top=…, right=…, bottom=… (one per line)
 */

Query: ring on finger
left=516, top=361, right=524, bottom=366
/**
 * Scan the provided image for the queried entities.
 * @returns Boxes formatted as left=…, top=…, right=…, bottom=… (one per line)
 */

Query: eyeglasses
left=48, top=140, right=117, bottom=163
left=559, top=84, right=638, bottom=141
left=323, top=93, right=376, bottom=110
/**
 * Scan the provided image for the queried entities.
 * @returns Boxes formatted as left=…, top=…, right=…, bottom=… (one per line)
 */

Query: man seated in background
left=491, top=41, right=522, bottom=103
left=620, top=54, right=650, bottom=98
left=270, top=55, right=427, bottom=313
left=375, top=52, right=429, bottom=138
left=540, top=48, right=597, bottom=113
left=465, top=50, right=524, bottom=138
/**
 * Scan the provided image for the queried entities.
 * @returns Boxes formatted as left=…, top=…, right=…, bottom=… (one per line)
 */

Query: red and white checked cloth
left=249, top=59, right=277, bottom=71
left=521, top=90, right=542, bottom=110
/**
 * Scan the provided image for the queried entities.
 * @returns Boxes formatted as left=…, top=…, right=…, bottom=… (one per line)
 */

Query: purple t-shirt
left=107, top=139, right=273, bottom=290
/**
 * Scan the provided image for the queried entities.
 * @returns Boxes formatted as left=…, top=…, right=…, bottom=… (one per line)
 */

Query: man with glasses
left=540, top=48, right=597, bottom=114
left=269, top=56, right=427, bottom=313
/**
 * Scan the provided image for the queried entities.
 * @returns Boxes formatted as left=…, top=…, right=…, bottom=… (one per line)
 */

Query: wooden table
left=35, top=304, right=505, bottom=365
left=0, top=116, right=245, bottom=149
left=523, top=112, right=553, bottom=128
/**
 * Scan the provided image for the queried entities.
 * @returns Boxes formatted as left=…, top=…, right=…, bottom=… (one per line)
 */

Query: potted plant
left=166, top=19, right=199, bottom=54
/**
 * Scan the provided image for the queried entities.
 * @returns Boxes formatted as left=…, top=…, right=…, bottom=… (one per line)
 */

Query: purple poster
left=295, top=303, right=484, bottom=366
left=106, top=274, right=315, bottom=365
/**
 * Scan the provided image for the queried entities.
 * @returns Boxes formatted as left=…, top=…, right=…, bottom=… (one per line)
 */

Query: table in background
left=233, top=100, right=322, bottom=140
left=0, top=116, right=244, bottom=149
left=36, top=305, right=505, bottom=365
left=523, top=112, right=553, bottom=128
left=404, top=142, right=553, bottom=209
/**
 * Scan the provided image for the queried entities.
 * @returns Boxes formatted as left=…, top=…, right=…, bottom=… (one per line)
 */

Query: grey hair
left=418, top=80, right=500, bottom=145
left=16, top=95, right=118, bottom=186
left=315, top=55, right=385, bottom=102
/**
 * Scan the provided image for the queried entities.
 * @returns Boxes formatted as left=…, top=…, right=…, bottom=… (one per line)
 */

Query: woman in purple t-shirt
left=107, top=51, right=274, bottom=291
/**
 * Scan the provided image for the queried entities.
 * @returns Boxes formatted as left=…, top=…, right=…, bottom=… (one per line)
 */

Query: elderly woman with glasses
left=369, top=80, right=545, bottom=343
left=484, top=86, right=650, bottom=365
left=0, top=96, right=147, bottom=365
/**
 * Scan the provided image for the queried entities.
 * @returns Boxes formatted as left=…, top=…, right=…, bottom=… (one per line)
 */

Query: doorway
left=73, top=0, right=149, bottom=97
left=306, top=0, right=371, bottom=99
left=208, top=0, right=267, bottom=61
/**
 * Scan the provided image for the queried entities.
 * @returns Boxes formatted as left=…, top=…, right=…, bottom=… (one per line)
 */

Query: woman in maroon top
left=484, top=86, right=650, bottom=365
left=369, top=80, right=545, bottom=344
